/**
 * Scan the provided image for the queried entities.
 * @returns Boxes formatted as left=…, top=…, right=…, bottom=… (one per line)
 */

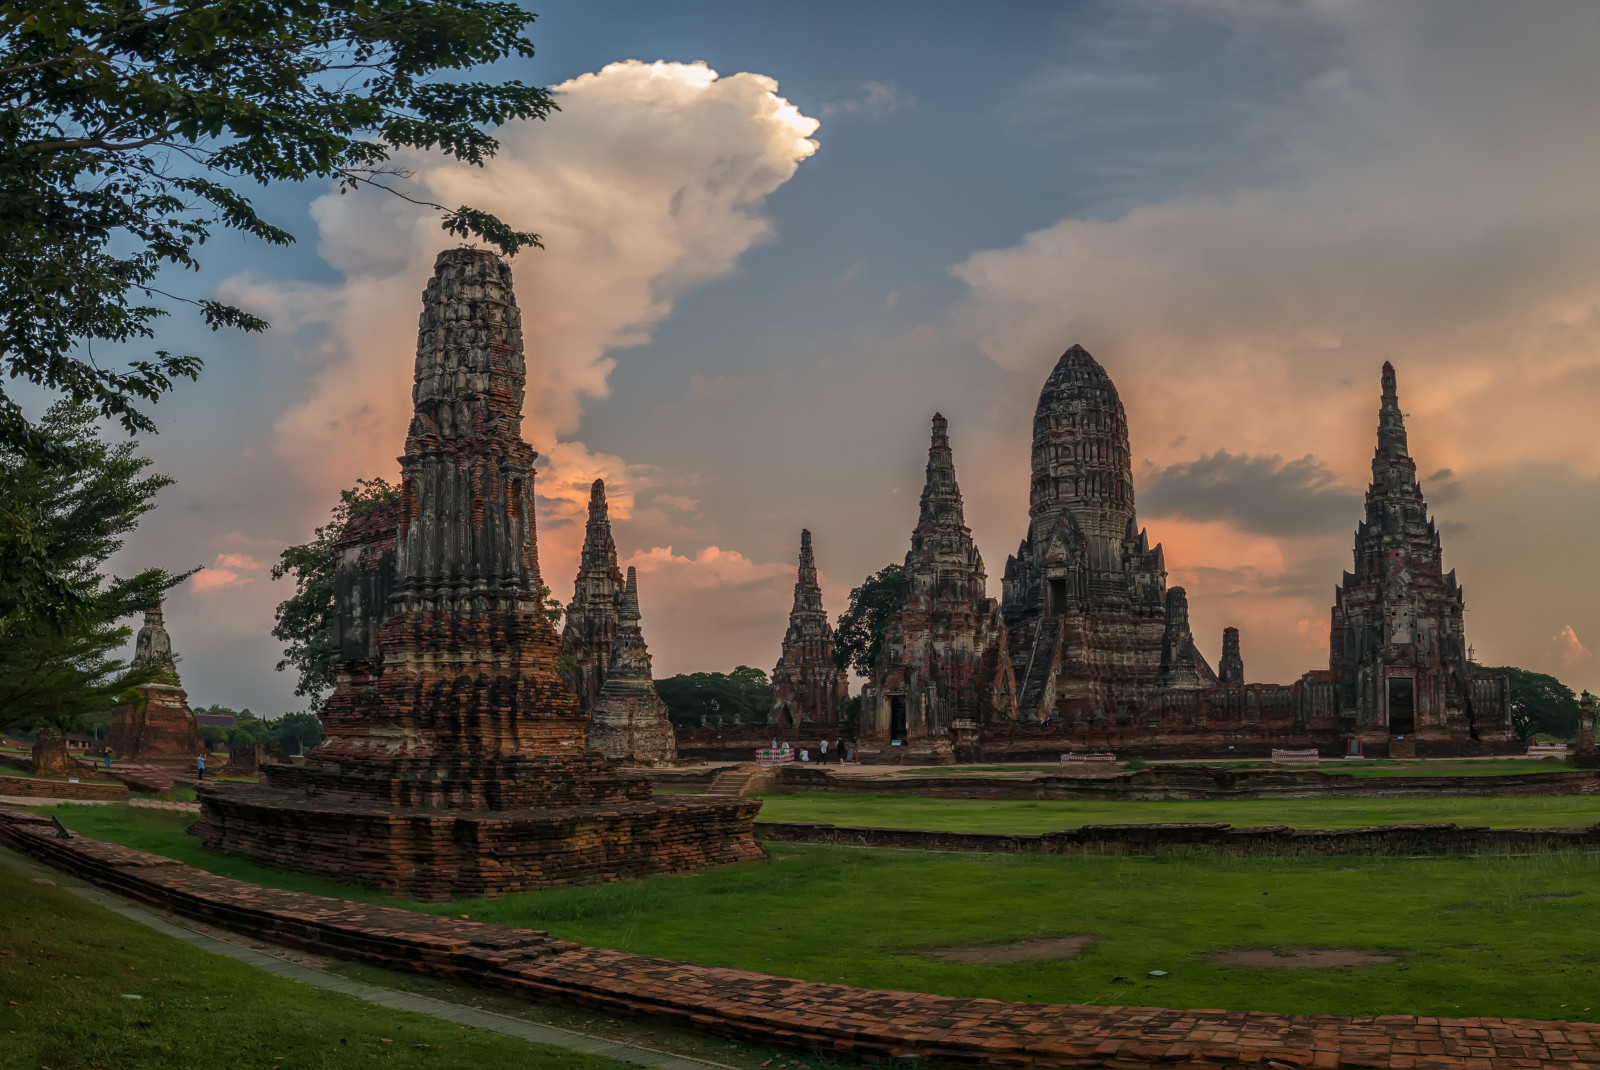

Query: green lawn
left=753, top=792, right=1600, bottom=832
left=899, top=757, right=1571, bottom=778
left=25, top=803, right=1600, bottom=1023
left=0, top=852, right=633, bottom=1070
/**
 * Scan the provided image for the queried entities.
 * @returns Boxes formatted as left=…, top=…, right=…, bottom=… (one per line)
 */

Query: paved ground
left=4, top=805, right=1598, bottom=1069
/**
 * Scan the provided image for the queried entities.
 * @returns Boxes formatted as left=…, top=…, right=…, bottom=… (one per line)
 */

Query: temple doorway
left=889, top=694, right=907, bottom=742
left=1049, top=577, right=1068, bottom=614
left=1387, top=677, right=1415, bottom=736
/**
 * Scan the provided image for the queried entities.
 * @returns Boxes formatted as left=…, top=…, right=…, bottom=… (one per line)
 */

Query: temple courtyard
left=12, top=787, right=1599, bottom=1027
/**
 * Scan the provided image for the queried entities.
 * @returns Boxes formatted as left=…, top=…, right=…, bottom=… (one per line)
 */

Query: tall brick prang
left=562, top=479, right=625, bottom=712
left=858, top=415, right=1016, bottom=763
left=107, top=603, right=203, bottom=761
left=1328, top=362, right=1512, bottom=750
left=197, top=249, right=762, bottom=897
left=769, top=529, right=849, bottom=727
left=587, top=567, right=677, bottom=764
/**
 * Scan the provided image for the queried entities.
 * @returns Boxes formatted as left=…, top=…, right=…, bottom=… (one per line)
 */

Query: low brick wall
left=0, top=774, right=129, bottom=801
left=6, top=808, right=1600, bottom=1069
left=756, top=819, right=1600, bottom=857
left=774, top=763, right=1600, bottom=801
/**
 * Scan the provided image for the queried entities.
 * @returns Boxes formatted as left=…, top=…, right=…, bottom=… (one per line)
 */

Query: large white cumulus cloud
left=219, top=61, right=819, bottom=674
left=246, top=59, right=818, bottom=497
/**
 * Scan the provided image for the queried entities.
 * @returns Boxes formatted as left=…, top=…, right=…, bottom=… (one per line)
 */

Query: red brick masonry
left=0, top=775, right=129, bottom=801
left=4, top=809, right=1599, bottom=1068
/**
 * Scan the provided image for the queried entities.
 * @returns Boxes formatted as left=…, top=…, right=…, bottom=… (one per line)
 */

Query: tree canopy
left=654, top=667, right=772, bottom=728
left=1486, top=665, right=1582, bottom=741
left=833, top=563, right=904, bottom=677
left=0, top=402, right=188, bottom=731
left=0, top=0, right=553, bottom=457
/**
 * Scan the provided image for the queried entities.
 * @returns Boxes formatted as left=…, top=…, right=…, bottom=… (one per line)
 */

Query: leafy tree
left=833, top=563, right=904, bottom=676
left=271, top=711, right=324, bottom=755
left=0, top=402, right=188, bottom=732
left=654, top=667, right=773, bottom=728
left=271, top=477, right=399, bottom=710
left=1486, top=666, right=1581, bottom=741
left=1, top=0, right=554, bottom=460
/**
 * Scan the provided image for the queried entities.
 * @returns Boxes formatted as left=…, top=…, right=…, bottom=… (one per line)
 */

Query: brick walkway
left=4, top=806, right=1598, bottom=1069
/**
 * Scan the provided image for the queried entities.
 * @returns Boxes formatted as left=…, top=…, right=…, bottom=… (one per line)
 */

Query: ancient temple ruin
left=107, top=603, right=202, bottom=761
left=851, top=347, right=1514, bottom=763
left=562, top=479, right=625, bottom=711
left=857, top=415, right=1015, bottom=762
left=587, top=567, right=677, bottom=764
left=197, top=249, right=762, bottom=897
left=768, top=529, right=849, bottom=727
left=1001, top=345, right=1171, bottom=725
left=1326, top=362, right=1512, bottom=753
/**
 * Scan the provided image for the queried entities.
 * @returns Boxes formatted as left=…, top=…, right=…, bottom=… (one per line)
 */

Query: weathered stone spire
left=1219, top=626, right=1244, bottom=685
left=769, top=529, right=848, bottom=726
left=1158, top=587, right=1202, bottom=690
left=394, top=248, right=542, bottom=614
left=907, top=413, right=985, bottom=594
left=588, top=566, right=677, bottom=763
left=133, top=602, right=176, bottom=679
left=1368, top=360, right=1425, bottom=513
left=1028, top=344, right=1136, bottom=556
left=562, top=478, right=626, bottom=710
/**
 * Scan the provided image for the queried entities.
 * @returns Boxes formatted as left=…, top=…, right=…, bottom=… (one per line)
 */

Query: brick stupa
left=197, top=249, right=763, bottom=898
left=107, top=604, right=203, bottom=761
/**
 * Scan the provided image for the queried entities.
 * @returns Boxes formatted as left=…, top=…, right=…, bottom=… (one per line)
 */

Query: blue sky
left=96, top=2, right=1600, bottom=715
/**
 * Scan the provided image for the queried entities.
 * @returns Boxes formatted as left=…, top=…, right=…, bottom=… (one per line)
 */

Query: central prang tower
left=197, top=249, right=763, bottom=897
left=1001, top=345, right=1171, bottom=723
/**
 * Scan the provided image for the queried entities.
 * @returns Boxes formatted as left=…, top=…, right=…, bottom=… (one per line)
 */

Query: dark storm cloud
left=1142, top=450, right=1361, bottom=538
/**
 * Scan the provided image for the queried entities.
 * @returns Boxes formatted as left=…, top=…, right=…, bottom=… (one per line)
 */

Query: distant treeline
left=654, top=667, right=771, bottom=727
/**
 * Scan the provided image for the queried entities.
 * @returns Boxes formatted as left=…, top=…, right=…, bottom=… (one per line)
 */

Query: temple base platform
left=196, top=781, right=764, bottom=900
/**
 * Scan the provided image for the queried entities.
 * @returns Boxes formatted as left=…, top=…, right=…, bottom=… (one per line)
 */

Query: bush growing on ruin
left=833, top=564, right=905, bottom=677
left=270, top=477, right=399, bottom=710
left=0, top=403, right=190, bottom=731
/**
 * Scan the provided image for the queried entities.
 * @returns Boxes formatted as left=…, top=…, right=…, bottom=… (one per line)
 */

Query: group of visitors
left=797, top=737, right=855, bottom=764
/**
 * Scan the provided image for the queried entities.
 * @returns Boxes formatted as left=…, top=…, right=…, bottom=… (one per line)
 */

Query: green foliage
left=0, top=0, right=555, bottom=458
left=833, top=563, right=904, bottom=676
left=654, top=666, right=772, bottom=727
left=1485, top=665, right=1581, bottom=740
left=0, top=402, right=189, bottom=732
left=50, top=806, right=1600, bottom=1024
left=271, top=710, right=324, bottom=754
left=271, top=477, right=399, bottom=709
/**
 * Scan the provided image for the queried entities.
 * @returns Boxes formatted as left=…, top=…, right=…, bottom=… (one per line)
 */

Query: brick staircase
left=705, top=764, right=778, bottom=796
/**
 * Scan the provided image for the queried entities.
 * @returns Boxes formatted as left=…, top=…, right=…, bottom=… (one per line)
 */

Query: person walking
left=818, top=738, right=829, bottom=764
left=196, top=752, right=206, bottom=780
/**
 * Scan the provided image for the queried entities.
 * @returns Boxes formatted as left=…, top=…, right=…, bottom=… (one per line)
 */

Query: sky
left=88, top=0, right=1600, bottom=715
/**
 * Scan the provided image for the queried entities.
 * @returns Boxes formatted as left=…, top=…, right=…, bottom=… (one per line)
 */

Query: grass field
left=752, top=792, right=1600, bottom=832
left=27, top=803, right=1600, bottom=1023
left=899, top=758, right=1571, bottom=778
left=0, top=852, right=632, bottom=1070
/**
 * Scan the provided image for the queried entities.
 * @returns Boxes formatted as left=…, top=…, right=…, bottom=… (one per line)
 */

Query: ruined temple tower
left=858, top=415, right=1015, bottom=762
left=769, top=529, right=849, bottom=727
left=107, top=602, right=202, bottom=760
left=197, top=249, right=762, bottom=896
left=1328, top=362, right=1511, bottom=752
left=1218, top=627, right=1244, bottom=686
left=587, top=567, right=677, bottom=764
left=562, top=479, right=625, bottom=711
left=1001, top=345, right=1168, bottom=724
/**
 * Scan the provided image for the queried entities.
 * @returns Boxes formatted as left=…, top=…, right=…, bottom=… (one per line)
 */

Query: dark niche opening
left=889, top=694, right=908, bottom=742
left=1387, top=677, right=1416, bottom=736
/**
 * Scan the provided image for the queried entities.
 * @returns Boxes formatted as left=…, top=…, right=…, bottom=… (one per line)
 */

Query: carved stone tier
left=585, top=568, right=677, bottom=765
left=197, top=249, right=761, bottom=895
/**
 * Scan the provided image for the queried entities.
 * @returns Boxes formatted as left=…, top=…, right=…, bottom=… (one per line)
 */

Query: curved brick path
left=3, top=807, right=1597, bottom=1069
